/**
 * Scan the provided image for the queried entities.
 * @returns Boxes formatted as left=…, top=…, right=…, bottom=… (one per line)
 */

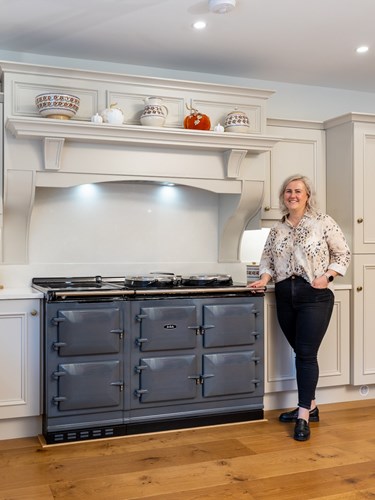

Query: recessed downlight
left=356, top=45, right=369, bottom=54
left=193, top=20, right=207, bottom=30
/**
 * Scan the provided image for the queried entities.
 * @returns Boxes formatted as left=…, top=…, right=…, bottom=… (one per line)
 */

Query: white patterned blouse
left=259, top=210, right=351, bottom=284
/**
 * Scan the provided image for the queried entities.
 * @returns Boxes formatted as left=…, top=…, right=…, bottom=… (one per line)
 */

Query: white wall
left=29, top=182, right=219, bottom=264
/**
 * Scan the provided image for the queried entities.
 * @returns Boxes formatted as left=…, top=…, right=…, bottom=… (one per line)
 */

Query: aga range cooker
left=33, top=274, right=265, bottom=444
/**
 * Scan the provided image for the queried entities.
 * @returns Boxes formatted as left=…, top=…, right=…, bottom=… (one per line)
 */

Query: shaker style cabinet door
left=326, top=119, right=375, bottom=254
left=351, top=255, right=375, bottom=385
left=352, top=126, right=375, bottom=253
left=264, top=122, right=326, bottom=221
left=0, top=299, right=41, bottom=419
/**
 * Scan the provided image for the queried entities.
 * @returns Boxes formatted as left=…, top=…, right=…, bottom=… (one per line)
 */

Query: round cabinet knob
left=30, top=309, right=38, bottom=316
left=357, top=218, right=364, bottom=223
left=356, top=286, right=363, bottom=292
left=264, top=206, right=271, bottom=212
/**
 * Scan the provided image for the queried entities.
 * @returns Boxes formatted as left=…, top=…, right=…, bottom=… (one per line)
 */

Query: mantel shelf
left=6, top=116, right=280, bottom=151
left=6, top=116, right=280, bottom=168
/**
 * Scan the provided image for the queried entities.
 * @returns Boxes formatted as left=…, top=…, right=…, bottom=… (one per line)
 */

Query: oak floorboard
left=0, top=400, right=374, bottom=500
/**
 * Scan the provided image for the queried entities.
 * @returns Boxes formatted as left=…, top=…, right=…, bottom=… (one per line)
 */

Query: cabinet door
left=0, top=98, right=3, bottom=240
left=264, top=123, right=326, bottom=220
left=317, top=289, right=350, bottom=387
left=264, top=292, right=296, bottom=393
left=264, top=289, right=350, bottom=393
left=353, top=125, right=375, bottom=253
left=352, top=255, right=375, bottom=385
left=0, top=299, right=40, bottom=419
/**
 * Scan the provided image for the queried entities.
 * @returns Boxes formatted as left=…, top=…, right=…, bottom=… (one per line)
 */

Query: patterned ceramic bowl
left=35, top=93, right=80, bottom=119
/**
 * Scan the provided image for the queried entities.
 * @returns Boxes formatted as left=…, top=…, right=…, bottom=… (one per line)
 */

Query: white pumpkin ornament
left=101, top=103, right=124, bottom=125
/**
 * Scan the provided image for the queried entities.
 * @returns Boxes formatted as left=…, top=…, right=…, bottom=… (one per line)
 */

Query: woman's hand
left=247, top=274, right=270, bottom=291
left=311, top=272, right=337, bottom=289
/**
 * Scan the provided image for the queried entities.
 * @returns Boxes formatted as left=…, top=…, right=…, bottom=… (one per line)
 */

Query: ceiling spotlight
left=193, top=20, right=207, bottom=30
left=356, top=45, right=369, bottom=54
left=208, top=0, right=236, bottom=14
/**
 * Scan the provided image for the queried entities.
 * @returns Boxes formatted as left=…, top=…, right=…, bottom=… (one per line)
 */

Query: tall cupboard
left=326, top=113, right=375, bottom=385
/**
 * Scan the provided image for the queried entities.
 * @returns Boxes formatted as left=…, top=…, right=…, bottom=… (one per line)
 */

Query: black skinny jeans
left=275, top=276, right=334, bottom=410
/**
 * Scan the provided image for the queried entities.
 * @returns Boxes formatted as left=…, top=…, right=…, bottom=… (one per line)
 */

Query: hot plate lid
left=31, top=276, right=122, bottom=292
left=180, top=274, right=233, bottom=287
left=124, top=274, right=177, bottom=288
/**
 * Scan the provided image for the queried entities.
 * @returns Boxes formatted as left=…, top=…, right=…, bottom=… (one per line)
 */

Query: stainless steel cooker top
left=32, top=274, right=266, bottom=300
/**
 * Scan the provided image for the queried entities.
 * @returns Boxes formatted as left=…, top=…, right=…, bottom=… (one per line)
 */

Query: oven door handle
left=52, top=342, right=67, bottom=351
left=134, top=364, right=148, bottom=373
left=134, top=389, right=149, bottom=398
left=201, top=324, right=215, bottom=334
left=135, top=314, right=148, bottom=322
left=110, top=328, right=124, bottom=339
left=51, top=317, right=66, bottom=326
left=135, top=338, right=148, bottom=347
left=110, top=381, right=124, bottom=391
left=52, top=396, right=67, bottom=404
left=188, top=325, right=201, bottom=335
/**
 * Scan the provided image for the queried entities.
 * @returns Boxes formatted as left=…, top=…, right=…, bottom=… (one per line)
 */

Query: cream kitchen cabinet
left=326, top=113, right=375, bottom=385
left=0, top=295, right=41, bottom=419
left=263, top=120, right=326, bottom=222
left=351, top=255, right=375, bottom=385
left=0, top=92, right=3, bottom=235
left=264, top=288, right=350, bottom=394
left=326, top=114, right=375, bottom=255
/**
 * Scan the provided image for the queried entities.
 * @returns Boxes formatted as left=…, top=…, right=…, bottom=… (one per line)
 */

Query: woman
left=249, top=174, right=350, bottom=441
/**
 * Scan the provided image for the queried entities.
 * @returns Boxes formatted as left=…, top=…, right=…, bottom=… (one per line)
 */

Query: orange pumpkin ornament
left=184, top=104, right=211, bottom=131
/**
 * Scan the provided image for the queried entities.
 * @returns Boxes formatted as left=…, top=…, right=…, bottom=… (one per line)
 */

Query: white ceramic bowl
left=35, top=93, right=80, bottom=119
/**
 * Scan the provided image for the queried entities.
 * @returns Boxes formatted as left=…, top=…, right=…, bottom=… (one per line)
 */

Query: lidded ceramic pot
left=224, top=108, right=250, bottom=133
left=101, top=103, right=124, bottom=125
left=140, top=96, right=168, bottom=127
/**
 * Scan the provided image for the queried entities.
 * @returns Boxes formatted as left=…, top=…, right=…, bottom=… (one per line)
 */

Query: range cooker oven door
left=45, top=302, right=124, bottom=417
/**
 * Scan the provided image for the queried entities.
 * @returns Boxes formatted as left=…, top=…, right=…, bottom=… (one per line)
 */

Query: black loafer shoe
left=279, top=406, right=319, bottom=423
left=294, top=418, right=310, bottom=441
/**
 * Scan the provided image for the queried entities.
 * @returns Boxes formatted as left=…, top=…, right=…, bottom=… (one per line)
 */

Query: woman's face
left=283, top=180, right=309, bottom=213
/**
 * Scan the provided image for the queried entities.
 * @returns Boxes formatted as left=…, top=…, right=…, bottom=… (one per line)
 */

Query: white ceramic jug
left=140, top=96, right=168, bottom=127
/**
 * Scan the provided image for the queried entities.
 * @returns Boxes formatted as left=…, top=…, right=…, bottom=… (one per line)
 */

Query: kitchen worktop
left=0, top=287, right=43, bottom=300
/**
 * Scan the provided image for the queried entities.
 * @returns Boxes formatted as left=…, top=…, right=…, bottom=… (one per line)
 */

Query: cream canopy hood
left=1, top=61, right=279, bottom=264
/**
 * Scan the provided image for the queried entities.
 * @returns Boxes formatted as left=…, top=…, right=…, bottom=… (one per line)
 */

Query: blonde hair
left=279, top=174, right=318, bottom=215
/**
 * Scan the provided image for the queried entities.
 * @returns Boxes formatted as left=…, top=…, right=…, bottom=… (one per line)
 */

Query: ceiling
left=1, top=0, right=375, bottom=93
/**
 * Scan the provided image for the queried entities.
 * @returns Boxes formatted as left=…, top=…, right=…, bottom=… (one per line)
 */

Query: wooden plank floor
left=0, top=400, right=375, bottom=499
